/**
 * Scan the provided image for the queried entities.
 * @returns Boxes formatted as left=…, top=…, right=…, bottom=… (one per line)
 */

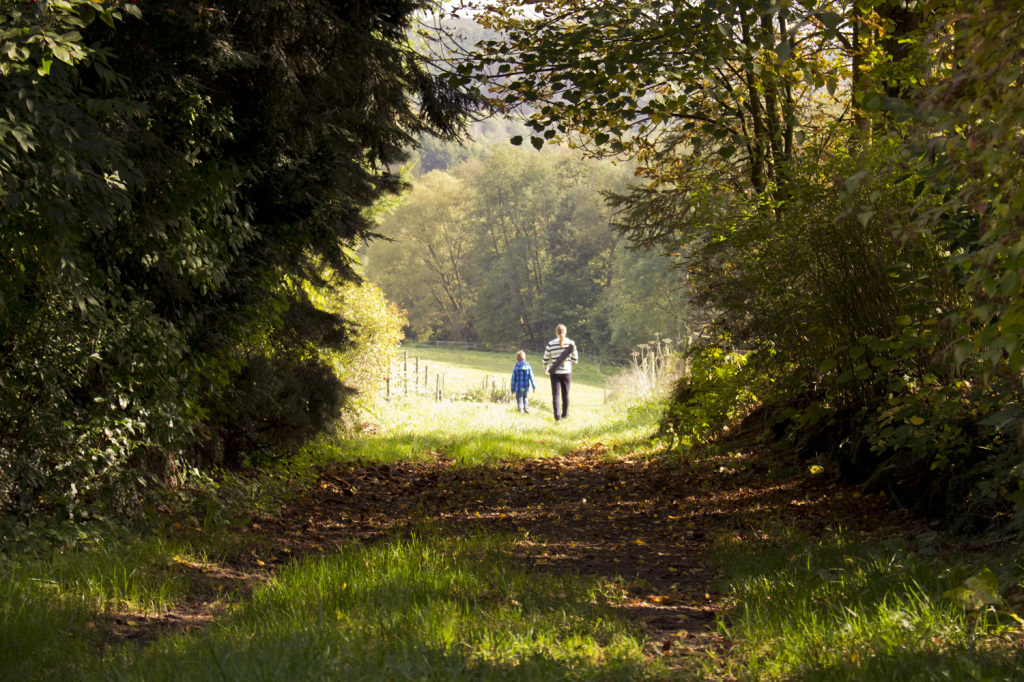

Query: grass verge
left=708, top=528, right=1024, bottom=681
left=314, top=396, right=662, bottom=467
left=56, top=530, right=658, bottom=681
left=0, top=529, right=262, bottom=682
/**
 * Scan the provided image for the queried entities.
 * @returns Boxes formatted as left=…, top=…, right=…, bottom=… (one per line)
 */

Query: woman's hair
left=516, top=350, right=526, bottom=361
left=555, top=324, right=566, bottom=347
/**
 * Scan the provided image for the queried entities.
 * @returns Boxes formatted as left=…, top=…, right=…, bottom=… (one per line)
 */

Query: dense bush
left=653, top=131, right=1023, bottom=531
left=308, top=275, right=408, bottom=412
left=659, top=347, right=766, bottom=454
left=0, top=0, right=467, bottom=519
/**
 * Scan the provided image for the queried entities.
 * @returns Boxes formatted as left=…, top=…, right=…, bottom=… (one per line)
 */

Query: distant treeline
left=364, top=143, right=694, bottom=359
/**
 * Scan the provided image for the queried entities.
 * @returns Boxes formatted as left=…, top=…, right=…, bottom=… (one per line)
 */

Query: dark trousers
left=550, top=373, right=571, bottom=419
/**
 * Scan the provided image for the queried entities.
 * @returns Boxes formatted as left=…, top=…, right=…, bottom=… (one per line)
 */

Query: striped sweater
left=542, top=337, right=578, bottom=374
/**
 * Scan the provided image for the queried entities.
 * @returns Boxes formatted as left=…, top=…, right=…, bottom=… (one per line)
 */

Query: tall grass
left=97, top=531, right=661, bottom=681
left=605, top=338, right=685, bottom=403
left=0, top=578, right=95, bottom=682
left=0, top=531, right=257, bottom=682
left=709, top=528, right=1024, bottom=681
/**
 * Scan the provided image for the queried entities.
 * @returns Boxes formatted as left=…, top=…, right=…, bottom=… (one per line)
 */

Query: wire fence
left=383, top=350, right=514, bottom=403
left=384, top=336, right=699, bottom=404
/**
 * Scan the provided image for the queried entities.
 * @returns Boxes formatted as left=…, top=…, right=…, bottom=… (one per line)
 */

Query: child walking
left=510, top=350, right=537, bottom=413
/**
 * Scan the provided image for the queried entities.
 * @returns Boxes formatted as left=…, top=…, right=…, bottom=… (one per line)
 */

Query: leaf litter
left=254, top=440, right=923, bottom=669
left=98, top=438, right=924, bottom=670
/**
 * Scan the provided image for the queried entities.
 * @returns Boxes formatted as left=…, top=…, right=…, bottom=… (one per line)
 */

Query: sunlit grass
left=315, top=391, right=661, bottom=467
left=708, top=529, right=1024, bottom=681
left=2, top=531, right=255, bottom=611
left=295, top=343, right=664, bottom=467
left=97, top=531, right=662, bottom=681
left=0, top=532, right=259, bottom=682
left=2, top=531, right=665, bottom=682
left=389, top=344, right=611, bottom=410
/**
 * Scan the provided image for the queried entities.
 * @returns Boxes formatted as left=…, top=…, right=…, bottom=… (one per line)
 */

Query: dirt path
left=248, top=441, right=922, bottom=669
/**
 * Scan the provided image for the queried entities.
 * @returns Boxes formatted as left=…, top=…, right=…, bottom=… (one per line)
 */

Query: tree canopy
left=432, top=0, right=1024, bottom=529
left=0, top=0, right=468, bottom=518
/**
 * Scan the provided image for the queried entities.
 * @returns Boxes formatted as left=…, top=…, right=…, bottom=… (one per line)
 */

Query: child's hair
left=516, top=350, right=526, bottom=361
left=555, top=324, right=567, bottom=347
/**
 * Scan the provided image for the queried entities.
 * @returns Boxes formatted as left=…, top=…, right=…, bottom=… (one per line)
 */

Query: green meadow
left=316, top=344, right=657, bottom=467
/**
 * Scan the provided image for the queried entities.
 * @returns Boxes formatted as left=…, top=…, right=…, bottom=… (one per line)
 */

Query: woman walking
left=542, top=324, right=578, bottom=421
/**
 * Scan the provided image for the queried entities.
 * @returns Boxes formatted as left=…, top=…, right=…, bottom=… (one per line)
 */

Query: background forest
left=364, top=140, right=692, bottom=355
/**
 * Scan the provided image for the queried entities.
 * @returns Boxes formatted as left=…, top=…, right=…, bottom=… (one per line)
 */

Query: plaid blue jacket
left=510, top=360, right=537, bottom=394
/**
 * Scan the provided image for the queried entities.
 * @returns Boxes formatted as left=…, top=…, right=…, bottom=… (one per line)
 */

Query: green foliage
left=944, top=567, right=1022, bottom=624
left=0, top=1, right=469, bottom=518
left=309, top=276, right=408, bottom=411
left=661, top=136, right=961, bottom=399
left=603, top=248, right=693, bottom=357
left=466, top=145, right=623, bottom=349
left=844, top=369, right=1024, bottom=527
left=0, top=0, right=182, bottom=520
left=366, top=146, right=639, bottom=352
left=365, top=170, right=476, bottom=340
left=659, top=347, right=765, bottom=453
left=453, top=0, right=844, bottom=195
left=908, top=3, right=1024, bottom=375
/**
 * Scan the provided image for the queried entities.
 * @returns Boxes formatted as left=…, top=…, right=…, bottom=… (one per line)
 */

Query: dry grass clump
left=605, top=337, right=686, bottom=403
